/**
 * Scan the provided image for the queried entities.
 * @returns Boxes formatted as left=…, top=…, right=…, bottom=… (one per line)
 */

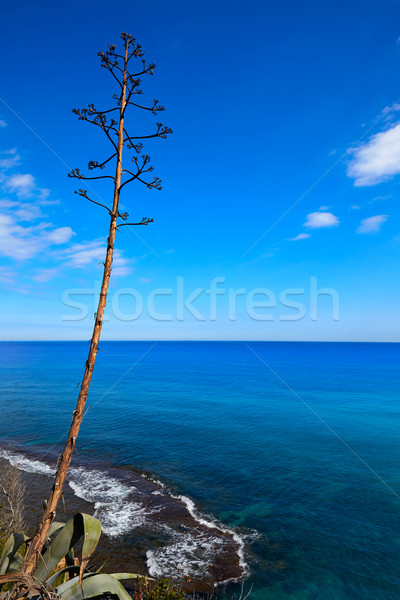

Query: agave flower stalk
left=22, top=32, right=171, bottom=576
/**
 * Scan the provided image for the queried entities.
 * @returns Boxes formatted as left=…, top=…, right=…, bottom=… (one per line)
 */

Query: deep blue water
left=1, top=341, right=400, bottom=599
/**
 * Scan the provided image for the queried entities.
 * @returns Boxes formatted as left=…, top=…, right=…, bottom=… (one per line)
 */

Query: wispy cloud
left=15, top=204, right=43, bottom=221
left=0, top=120, right=6, bottom=128
left=6, top=173, right=36, bottom=198
left=357, top=214, right=388, bottom=234
left=58, top=239, right=132, bottom=276
left=0, top=197, right=45, bottom=222
left=59, top=239, right=105, bottom=267
left=304, top=211, right=339, bottom=228
left=32, top=268, right=59, bottom=282
left=287, top=233, right=311, bottom=241
left=0, top=155, right=20, bottom=170
left=0, top=214, right=75, bottom=260
left=0, top=266, right=15, bottom=284
left=348, top=122, right=400, bottom=186
left=47, top=226, right=75, bottom=245
left=112, top=256, right=132, bottom=277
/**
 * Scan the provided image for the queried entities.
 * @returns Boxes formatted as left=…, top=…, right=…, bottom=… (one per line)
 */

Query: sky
left=1, top=0, right=400, bottom=341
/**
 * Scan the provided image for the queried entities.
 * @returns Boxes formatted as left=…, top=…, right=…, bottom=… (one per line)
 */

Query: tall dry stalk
left=22, top=32, right=171, bottom=575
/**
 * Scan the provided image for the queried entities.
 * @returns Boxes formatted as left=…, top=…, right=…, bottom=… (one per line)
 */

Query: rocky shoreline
left=1, top=454, right=245, bottom=594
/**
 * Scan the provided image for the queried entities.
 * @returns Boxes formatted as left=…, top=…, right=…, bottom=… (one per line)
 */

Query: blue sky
left=1, top=0, right=400, bottom=341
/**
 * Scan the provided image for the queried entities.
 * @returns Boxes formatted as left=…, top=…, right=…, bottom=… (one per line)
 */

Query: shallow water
left=1, top=341, right=399, bottom=599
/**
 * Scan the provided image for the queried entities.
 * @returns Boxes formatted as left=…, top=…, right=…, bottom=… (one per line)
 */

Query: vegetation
left=0, top=461, right=26, bottom=542
left=0, top=512, right=147, bottom=600
left=132, top=578, right=186, bottom=600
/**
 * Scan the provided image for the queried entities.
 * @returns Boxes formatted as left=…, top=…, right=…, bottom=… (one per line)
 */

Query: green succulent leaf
left=80, top=513, right=102, bottom=582
left=48, top=521, right=66, bottom=538
left=56, top=573, right=133, bottom=600
left=35, top=513, right=101, bottom=581
left=109, top=573, right=150, bottom=581
left=0, top=533, right=29, bottom=576
left=6, top=552, right=24, bottom=574
left=45, top=565, right=80, bottom=587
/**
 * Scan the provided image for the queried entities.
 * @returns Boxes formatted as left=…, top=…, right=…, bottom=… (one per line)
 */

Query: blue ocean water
left=0, top=341, right=399, bottom=599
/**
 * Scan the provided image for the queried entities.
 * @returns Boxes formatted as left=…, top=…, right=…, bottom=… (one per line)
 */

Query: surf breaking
left=0, top=445, right=247, bottom=590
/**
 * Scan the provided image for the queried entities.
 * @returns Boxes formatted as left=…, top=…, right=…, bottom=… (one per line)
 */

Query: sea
left=0, top=341, right=399, bottom=599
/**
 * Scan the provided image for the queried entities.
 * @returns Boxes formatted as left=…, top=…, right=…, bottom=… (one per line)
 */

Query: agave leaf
left=65, top=548, right=76, bottom=568
left=6, top=552, right=24, bottom=573
left=45, top=565, right=80, bottom=587
left=56, top=573, right=133, bottom=600
left=93, top=556, right=109, bottom=573
left=35, top=513, right=101, bottom=581
left=110, top=573, right=150, bottom=581
left=48, top=521, right=66, bottom=538
left=0, top=533, right=29, bottom=575
left=80, top=514, right=101, bottom=583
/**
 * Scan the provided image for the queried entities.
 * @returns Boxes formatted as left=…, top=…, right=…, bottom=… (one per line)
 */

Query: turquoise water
left=1, top=342, right=400, bottom=598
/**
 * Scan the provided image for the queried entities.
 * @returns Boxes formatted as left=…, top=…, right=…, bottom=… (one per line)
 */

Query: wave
left=139, top=467, right=248, bottom=581
left=67, top=467, right=151, bottom=537
left=173, top=493, right=248, bottom=580
left=0, top=446, right=248, bottom=583
left=0, top=448, right=55, bottom=476
left=146, top=528, right=225, bottom=578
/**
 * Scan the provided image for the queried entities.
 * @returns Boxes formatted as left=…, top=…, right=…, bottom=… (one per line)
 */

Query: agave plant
left=0, top=513, right=147, bottom=600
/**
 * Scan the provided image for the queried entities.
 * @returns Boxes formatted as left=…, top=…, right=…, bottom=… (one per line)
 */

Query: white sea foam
left=139, top=472, right=248, bottom=582
left=173, top=493, right=248, bottom=579
left=146, top=529, right=224, bottom=578
left=141, top=473, right=166, bottom=489
left=68, top=467, right=132, bottom=504
left=68, top=467, right=149, bottom=537
left=0, top=448, right=54, bottom=476
left=0, top=446, right=249, bottom=578
left=93, top=500, right=147, bottom=536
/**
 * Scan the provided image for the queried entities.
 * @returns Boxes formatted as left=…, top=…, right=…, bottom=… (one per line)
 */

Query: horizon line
left=0, top=339, right=399, bottom=344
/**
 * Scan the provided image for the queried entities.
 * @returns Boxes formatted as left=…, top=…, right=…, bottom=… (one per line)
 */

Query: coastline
left=0, top=443, right=247, bottom=594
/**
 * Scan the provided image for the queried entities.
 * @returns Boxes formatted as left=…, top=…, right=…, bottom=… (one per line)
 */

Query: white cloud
left=47, top=226, right=74, bottom=245
left=304, top=211, right=339, bottom=228
left=140, top=277, right=152, bottom=283
left=112, top=254, right=132, bottom=277
left=0, top=266, right=15, bottom=284
left=39, top=198, right=61, bottom=206
left=0, top=214, right=76, bottom=260
left=0, top=120, right=6, bottom=128
left=381, top=102, right=400, bottom=115
left=357, top=214, right=388, bottom=234
left=59, top=239, right=132, bottom=275
left=32, top=269, right=59, bottom=282
left=0, top=154, right=20, bottom=170
left=15, top=204, right=43, bottom=221
left=288, top=233, right=311, bottom=241
left=0, top=197, right=45, bottom=222
left=0, top=214, right=44, bottom=259
left=348, top=123, right=400, bottom=186
left=60, top=240, right=105, bottom=267
left=0, top=199, right=19, bottom=209
left=6, top=173, right=36, bottom=198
